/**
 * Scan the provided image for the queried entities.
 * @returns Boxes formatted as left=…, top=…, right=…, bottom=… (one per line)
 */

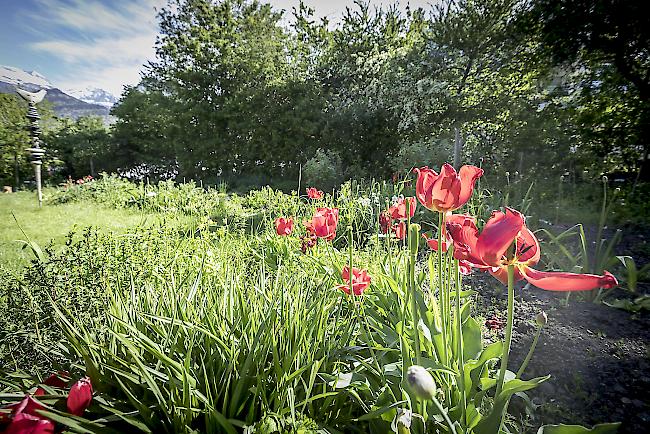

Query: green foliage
left=302, top=148, right=344, bottom=191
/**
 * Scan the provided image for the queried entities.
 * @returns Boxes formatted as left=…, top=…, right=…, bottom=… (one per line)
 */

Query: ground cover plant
left=1, top=167, right=639, bottom=434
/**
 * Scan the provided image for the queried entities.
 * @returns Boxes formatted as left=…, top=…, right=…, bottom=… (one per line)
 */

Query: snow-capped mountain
left=0, top=65, right=53, bottom=90
left=0, top=65, right=112, bottom=120
left=65, top=86, right=118, bottom=108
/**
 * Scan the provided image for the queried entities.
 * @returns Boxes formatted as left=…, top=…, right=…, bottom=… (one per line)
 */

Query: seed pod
left=406, top=365, right=436, bottom=400
left=535, top=311, right=548, bottom=327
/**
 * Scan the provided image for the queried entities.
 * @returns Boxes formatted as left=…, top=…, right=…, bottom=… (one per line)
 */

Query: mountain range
left=0, top=65, right=117, bottom=120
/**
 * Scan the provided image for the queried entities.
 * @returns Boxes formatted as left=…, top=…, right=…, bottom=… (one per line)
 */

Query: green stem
left=407, top=203, right=422, bottom=367
left=437, top=211, right=448, bottom=367
left=454, top=258, right=466, bottom=426
left=516, top=326, right=542, bottom=379
left=495, top=264, right=515, bottom=398
left=431, top=397, right=458, bottom=434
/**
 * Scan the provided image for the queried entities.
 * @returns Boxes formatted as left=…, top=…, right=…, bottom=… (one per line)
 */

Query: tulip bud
left=391, top=408, right=413, bottom=434
left=406, top=365, right=436, bottom=400
left=535, top=311, right=548, bottom=327
left=408, top=224, right=420, bottom=256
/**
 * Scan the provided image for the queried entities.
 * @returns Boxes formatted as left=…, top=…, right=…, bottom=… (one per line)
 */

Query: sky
left=0, top=0, right=434, bottom=97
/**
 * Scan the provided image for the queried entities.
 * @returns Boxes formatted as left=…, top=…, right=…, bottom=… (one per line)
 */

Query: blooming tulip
left=306, top=187, right=323, bottom=200
left=388, top=197, right=416, bottom=220
left=413, top=163, right=483, bottom=213
left=274, top=217, right=294, bottom=236
left=66, top=377, right=92, bottom=416
left=446, top=208, right=618, bottom=291
left=304, top=207, right=339, bottom=241
left=338, top=265, right=371, bottom=296
left=35, top=371, right=70, bottom=396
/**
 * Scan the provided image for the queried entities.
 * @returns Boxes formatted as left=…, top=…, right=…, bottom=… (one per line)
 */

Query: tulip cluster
left=0, top=373, right=92, bottom=433
left=380, top=197, right=416, bottom=240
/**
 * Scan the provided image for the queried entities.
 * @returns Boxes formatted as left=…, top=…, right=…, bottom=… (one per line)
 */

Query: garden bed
left=471, top=273, right=650, bottom=433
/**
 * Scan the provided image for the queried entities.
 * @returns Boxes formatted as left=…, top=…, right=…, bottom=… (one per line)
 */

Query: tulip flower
left=338, top=265, right=371, bottom=296
left=413, top=163, right=483, bottom=213
left=446, top=207, right=618, bottom=291
left=406, top=365, right=437, bottom=400
left=388, top=197, right=416, bottom=220
left=66, top=377, right=92, bottom=416
left=0, top=396, right=55, bottom=434
left=392, top=221, right=406, bottom=240
left=274, top=217, right=294, bottom=236
left=35, top=371, right=70, bottom=396
left=379, top=211, right=392, bottom=234
left=304, top=207, right=339, bottom=241
left=306, top=187, right=323, bottom=199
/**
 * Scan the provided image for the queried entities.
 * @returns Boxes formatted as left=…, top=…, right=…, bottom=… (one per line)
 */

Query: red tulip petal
left=455, top=165, right=483, bottom=210
left=522, top=267, right=618, bottom=291
left=458, top=260, right=473, bottom=275
left=413, top=167, right=437, bottom=210
left=446, top=214, right=483, bottom=264
left=516, top=225, right=540, bottom=265
left=428, top=164, right=461, bottom=212
left=476, top=208, right=524, bottom=266
left=67, top=377, right=92, bottom=416
left=2, top=412, right=55, bottom=434
left=489, top=266, right=526, bottom=285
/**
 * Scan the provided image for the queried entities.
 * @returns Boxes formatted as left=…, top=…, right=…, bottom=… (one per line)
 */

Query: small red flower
left=300, top=234, right=318, bottom=253
left=392, top=221, right=406, bottom=240
left=66, top=377, right=92, bottom=417
left=306, top=187, right=324, bottom=199
left=274, top=217, right=294, bottom=236
left=304, top=207, right=339, bottom=241
left=379, top=211, right=392, bottom=234
left=388, top=197, right=416, bottom=220
left=338, top=265, right=371, bottom=296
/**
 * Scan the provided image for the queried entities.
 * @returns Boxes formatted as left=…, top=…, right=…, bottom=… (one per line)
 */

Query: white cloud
left=26, top=0, right=164, bottom=96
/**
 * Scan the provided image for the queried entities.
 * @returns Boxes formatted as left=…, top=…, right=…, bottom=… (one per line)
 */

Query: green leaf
left=537, top=423, right=621, bottom=434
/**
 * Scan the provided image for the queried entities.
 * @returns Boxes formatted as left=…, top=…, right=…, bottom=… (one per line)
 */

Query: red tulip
left=413, top=164, right=483, bottom=213
left=306, top=187, right=323, bottom=199
left=66, top=377, right=92, bottom=417
left=388, top=197, right=416, bottom=220
left=422, top=213, right=468, bottom=252
left=1, top=396, right=54, bottom=434
left=446, top=207, right=618, bottom=291
left=379, top=211, right=392, bottom=234
left=304, top=207, right=339, bottom=241
left=2, top=413, right=55, bottom=434
left=338, top=265, right=371, bottom=296
left=274, top=217, right=294, bottom=236
left=392, top=221, right=406, bottom=240
left=35, top=371, right=70, bottom=396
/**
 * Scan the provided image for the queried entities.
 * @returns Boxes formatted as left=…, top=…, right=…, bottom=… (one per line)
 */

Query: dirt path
left=471, top=274, right=650, bottom=433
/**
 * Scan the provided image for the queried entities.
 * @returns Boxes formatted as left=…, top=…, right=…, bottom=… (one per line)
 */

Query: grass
left=0, top=190, right=191, bottom=270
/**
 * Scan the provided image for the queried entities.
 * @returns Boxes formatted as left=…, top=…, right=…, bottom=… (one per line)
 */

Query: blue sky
left=0, top=0, right=433, bottom=97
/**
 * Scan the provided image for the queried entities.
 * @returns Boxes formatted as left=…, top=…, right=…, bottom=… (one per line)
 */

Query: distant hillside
left=0, top=65, right=112, bottom=121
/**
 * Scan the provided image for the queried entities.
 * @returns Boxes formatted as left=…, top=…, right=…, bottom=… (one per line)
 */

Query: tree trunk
left=453, top=127, right=463, bottom=168
left=13, top=150, right=19, bottom=191
left=90, top=157, right=95, bottom=177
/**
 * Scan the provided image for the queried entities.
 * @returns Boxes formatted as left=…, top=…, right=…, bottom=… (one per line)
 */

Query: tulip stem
left=437, top=211, right=448, bottom=368
left=495, top=264, right=515, bottom=399
left=407, top=203, right=422, bottom=367
left=516, top=325, right=542, bottom=379
left=454, top=258, right=466, bottom=426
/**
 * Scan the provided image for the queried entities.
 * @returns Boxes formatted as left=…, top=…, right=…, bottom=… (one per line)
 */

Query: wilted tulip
left=388, top=197, right=416, bottom=220
left=446, top=208, right=618, bottom=291
left=406, top=365, right=437, bottom=400
left=0, top=396, right=55, bottom=434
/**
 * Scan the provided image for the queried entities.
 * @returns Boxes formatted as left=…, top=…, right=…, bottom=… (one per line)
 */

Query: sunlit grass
left=0, top=190, right=192, bottom=270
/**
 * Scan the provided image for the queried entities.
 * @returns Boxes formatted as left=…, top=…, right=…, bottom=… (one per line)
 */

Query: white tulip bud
left=535, top=311, right=548, bottom=327
left=406, top=365, right=437, bottom=400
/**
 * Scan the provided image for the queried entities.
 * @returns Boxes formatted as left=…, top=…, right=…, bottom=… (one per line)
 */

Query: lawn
left=0, top=190, right=190, bottom=270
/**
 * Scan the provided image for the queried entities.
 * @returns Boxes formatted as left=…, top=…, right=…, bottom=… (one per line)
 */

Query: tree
left=0, top=94, right=29, bottom=189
